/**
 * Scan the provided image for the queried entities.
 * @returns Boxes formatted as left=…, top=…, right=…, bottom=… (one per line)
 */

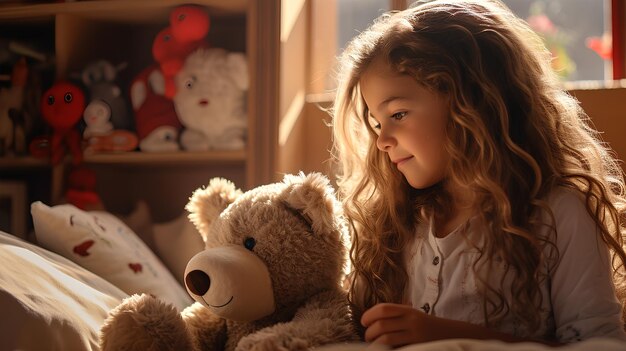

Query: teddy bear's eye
left=243, top=237, right=256, bottom=251
left=185, top=78, right=194, bottom=89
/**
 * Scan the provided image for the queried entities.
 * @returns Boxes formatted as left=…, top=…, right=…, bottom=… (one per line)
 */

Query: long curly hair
left=331, top=0, right=626, bottom=331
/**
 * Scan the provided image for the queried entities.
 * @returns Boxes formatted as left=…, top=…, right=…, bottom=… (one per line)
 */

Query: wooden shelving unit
left=0, top=0, right=280, bottom=223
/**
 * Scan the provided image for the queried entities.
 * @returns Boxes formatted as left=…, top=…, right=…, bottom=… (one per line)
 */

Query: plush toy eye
left=64, top=93, right=73, bottom=103
left=163, top=34, right=171, bottom=42
left=243, top=237, right=256, bottom=251
left=47, top=95, right=55, bottom=105
left=178, top=13, right=186, bottom=21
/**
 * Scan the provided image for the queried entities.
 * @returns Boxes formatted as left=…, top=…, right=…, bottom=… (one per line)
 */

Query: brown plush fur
left=100, top=173, right=359, bottom=351
left=99, top=294, right=192, bottom=350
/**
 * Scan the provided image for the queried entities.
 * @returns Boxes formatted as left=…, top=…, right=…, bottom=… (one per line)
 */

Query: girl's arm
left=546, top=189, right=626, bottom=342
left=361, top=303, right=562, bottom=347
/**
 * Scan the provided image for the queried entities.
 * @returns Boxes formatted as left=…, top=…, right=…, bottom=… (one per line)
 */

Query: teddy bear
left=99, top=172, right=359, bottom=351
left=174, top=47, right=248, bottom=151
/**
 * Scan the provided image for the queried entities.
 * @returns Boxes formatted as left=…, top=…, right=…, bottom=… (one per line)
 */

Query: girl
left=331, top=0, right=626, bottom=347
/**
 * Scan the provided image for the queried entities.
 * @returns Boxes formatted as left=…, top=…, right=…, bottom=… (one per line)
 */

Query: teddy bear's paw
left=100, top=293, right=193, bottom=351
left=236, top=335, right=309, bottom=351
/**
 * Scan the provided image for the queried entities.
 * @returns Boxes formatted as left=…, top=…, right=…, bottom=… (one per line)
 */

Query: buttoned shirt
left=405, top=187, right=626, bottom=343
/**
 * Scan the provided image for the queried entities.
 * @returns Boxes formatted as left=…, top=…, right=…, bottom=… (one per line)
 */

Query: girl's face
left=360, top=57, right=450, bottom=189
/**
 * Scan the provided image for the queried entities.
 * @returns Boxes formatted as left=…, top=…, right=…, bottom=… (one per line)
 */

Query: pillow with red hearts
left=30, top=201, right=192, bottom=310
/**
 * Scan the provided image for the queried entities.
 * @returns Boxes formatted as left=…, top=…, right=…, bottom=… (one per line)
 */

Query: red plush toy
left=40, top=81, right=86, bottom=165
left=65, top=166, right=104, bottom=211
left=152, top=5, right=210, bottom=99
left=130, top=64, right=182, bottom=152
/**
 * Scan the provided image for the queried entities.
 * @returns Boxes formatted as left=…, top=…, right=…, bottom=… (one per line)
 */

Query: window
left=309, top=0, right=625, bottom=96
left=502, top=0, right=610, bottom=81
left=337, top=0, right=390, bottom=55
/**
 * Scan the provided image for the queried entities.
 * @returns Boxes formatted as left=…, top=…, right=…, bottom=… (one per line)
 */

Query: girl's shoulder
left=543, top=186, right=588, bottom=217
left=534, top=186, right=594, bottom=243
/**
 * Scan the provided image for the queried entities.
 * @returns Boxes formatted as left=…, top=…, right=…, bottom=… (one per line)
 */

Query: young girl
left=331, top=0, right=626, bottom=347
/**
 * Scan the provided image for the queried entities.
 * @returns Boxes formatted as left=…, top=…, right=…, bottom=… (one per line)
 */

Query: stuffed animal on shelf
left=78, top=59, right=131, bottom=130
left=82, top=99, right=113, bottom=138
left=40, top=81, right=85, bottom=165
left=100, top=172, right=359, bottom=351
left=130, top=64, right=182, bottom=152
left=0, top=57, right=28, bottom=156
left=174, top=48, right=248, bottom=151
left=64, top=166, right=104, bottom=211
left=153, top=5, right=210, bottom=99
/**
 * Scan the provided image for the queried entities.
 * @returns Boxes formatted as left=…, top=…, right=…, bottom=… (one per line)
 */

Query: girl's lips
left=394, top=156, right=413, bottom=165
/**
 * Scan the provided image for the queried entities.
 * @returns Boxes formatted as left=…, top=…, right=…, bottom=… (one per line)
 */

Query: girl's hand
left=361, top=303, right=553, bottom=348
left=361, top=303, right=434, bottom=347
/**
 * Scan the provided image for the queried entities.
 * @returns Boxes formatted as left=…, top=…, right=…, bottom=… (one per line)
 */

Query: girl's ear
left=278, top=172, right=342, bottom=236
left=186, top=177, right=242, bottom=242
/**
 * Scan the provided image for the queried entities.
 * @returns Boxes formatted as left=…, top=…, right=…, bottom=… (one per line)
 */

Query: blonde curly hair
left=331, top=0, right=626, bottom=332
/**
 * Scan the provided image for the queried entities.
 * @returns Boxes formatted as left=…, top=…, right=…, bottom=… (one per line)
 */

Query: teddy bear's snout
left=185, top=269, right=210, bottom=296
left=184, top=245, right=276, bottom=322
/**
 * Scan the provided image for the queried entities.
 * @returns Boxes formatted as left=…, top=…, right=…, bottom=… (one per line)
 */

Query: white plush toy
left=174, top=48, right=248, bottom=151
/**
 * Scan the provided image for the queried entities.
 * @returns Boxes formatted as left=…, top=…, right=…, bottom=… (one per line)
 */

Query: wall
left=570, top=86, right=626, bottom=170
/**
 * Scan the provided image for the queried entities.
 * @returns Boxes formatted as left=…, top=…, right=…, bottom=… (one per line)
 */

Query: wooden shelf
left=83, top=150, right=246, bottom=165
left=0, top=0, right=280, bottom=216
left=0, top=156, right=49, bottom=169
left=0, top=0, right=248, bottom=23
left=0, top=150, right=246, bottom=168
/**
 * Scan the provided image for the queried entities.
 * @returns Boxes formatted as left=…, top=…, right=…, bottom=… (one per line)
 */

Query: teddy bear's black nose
left=185, top=270, right=211, bottom=296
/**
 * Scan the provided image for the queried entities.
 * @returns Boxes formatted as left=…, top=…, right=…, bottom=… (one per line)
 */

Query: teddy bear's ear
left=279, top=172, right=342, bottom=235
left=186, top=177, right=242, bottom=241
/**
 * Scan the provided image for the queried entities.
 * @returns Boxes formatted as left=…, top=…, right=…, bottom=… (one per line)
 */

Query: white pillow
left=31, top=201, right=193, bottom=311
left=0, top=230, right=127, bottom=351
left=153, top=212, right=204, bottom=285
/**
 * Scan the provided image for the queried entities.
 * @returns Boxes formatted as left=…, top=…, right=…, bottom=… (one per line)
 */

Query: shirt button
left=432, top=256, right=440, bottom=265
left=421, top=303, right=430, bottom=314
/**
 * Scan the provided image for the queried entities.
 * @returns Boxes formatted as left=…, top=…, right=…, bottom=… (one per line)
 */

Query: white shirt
left=405, top=188, right=626, bottom=343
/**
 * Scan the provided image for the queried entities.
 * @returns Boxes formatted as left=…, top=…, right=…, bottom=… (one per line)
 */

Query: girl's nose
left=376, top=128, right=395, bottom=152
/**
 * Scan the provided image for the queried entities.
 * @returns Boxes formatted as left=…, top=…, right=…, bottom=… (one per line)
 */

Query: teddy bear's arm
left=100, top=294, right=194, bottom=351
left=182, top=302, right=229, bottom=350
left=234, top=290, right=359, bottom=351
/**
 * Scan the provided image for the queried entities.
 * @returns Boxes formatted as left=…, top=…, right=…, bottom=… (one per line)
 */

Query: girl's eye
left=243, top=237, right=256, bottom=251
left=391, top=111, right=407, bottom=120
left=367, top=115, right=381, bottom=130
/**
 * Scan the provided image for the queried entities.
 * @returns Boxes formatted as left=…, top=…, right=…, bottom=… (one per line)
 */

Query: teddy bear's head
left=183, top=173, right=349, bottom=323
left=173, top=47, right=248, bottom=143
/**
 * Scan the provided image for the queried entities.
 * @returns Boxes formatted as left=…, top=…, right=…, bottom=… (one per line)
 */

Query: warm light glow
left=281, top=0, right=306, bottom=43
left=279, top=90, right=305, bottom=146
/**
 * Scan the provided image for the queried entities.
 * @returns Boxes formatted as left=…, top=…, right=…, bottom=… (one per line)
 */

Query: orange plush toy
left=152, top=5, right=210, bottom=99
left=40, top=81, right=86, bottom=165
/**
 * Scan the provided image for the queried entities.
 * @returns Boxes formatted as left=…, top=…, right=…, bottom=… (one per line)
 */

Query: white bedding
left=319, top=337, right=626, bottom=350
left=0, top=231, right=127, bottom=351
left=1, top=228, right=624, bottom=351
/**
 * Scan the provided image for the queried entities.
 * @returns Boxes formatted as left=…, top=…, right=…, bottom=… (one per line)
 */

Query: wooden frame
left=0, top=181, right=27, bottom=239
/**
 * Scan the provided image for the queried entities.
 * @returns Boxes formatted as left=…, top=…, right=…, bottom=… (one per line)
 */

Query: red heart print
left=128, top=263, right=143, bottom=273
left=73, top=240, right=95, bottom=257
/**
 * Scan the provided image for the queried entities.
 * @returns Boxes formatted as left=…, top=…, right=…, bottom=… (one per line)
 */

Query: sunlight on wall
left=279, top=90, right=306, bottom=146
